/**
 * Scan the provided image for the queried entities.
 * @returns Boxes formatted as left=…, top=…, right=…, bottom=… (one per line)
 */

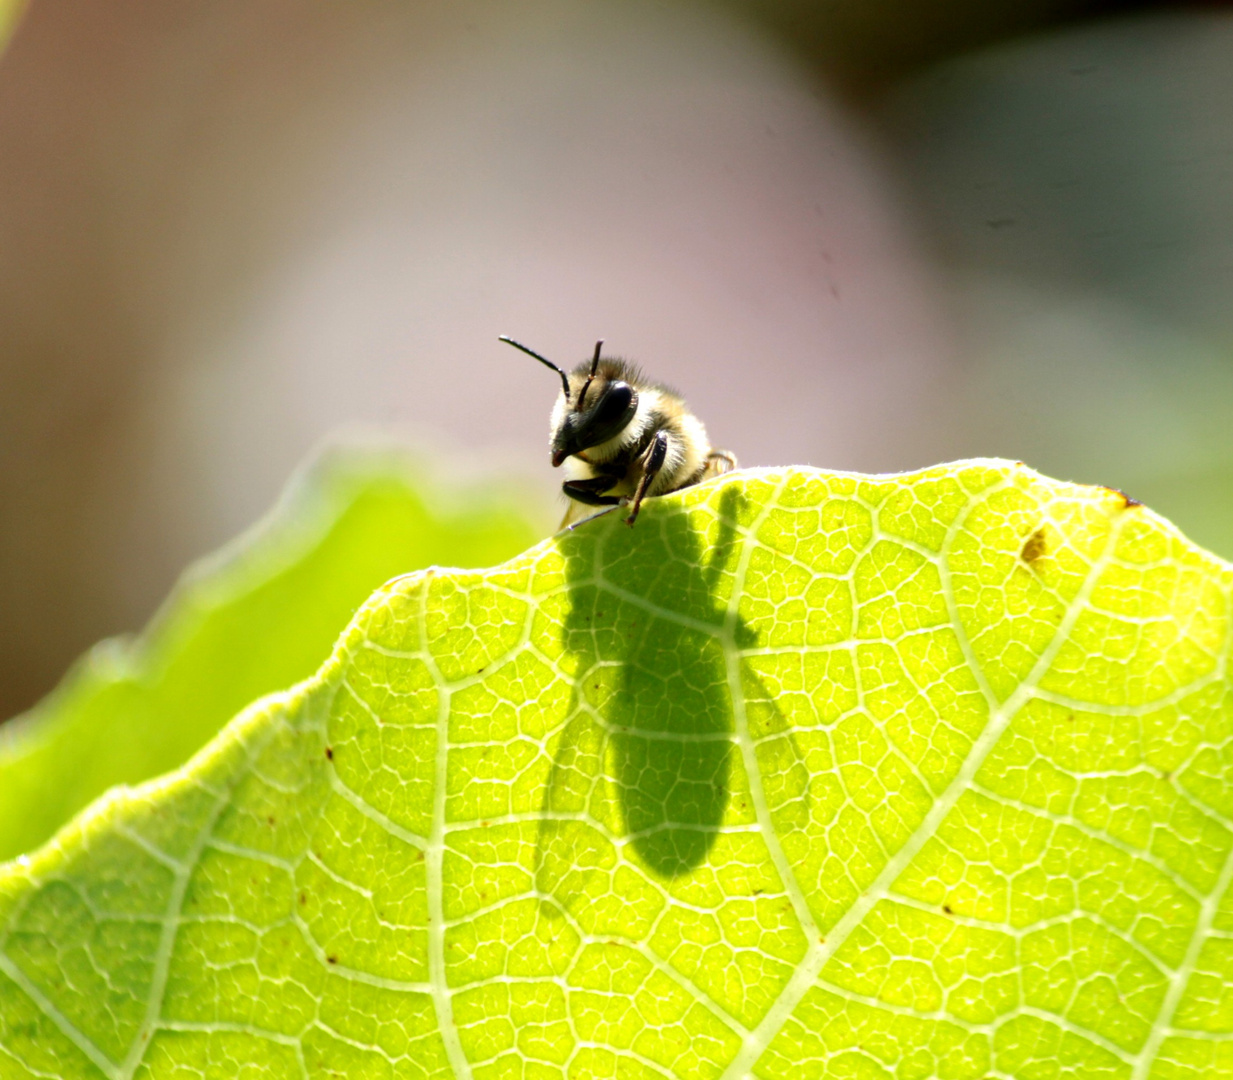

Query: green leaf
left=0, top=0, right=25, bottom=51
left=3, top=459, right=1232, bottom=1079
left=0, top=447, right=541, bottom=863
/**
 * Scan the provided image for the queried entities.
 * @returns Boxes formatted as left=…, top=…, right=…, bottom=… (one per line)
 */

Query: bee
left=500, top=335, right=737, bottom=528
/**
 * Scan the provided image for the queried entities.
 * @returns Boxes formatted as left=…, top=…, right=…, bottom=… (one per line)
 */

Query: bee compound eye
left=565, top=381, right=639, bottom=454
left=592, top=382, right=635, bottom=426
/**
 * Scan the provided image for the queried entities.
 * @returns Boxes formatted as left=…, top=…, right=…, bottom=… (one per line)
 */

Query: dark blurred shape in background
left=0, top=0, right=1228, bottom=719
left=886, top=11, right=1233, bottom=549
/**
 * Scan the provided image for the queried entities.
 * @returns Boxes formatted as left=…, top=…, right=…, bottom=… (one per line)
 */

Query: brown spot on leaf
left=1102, top=486, right=1142, bottom=509
left=1021, top=528, right=1048, bottom=564
left=325, top=746, right=334, bottom=760
left=943, top=904, right=954, bottom=915
left=299, top=892, right=307, bottom=906
left=327, top=955, right=338, bottom=965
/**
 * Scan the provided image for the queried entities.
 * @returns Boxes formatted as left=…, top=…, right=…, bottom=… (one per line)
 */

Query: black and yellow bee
left=500, top=335, right=737, bottom=528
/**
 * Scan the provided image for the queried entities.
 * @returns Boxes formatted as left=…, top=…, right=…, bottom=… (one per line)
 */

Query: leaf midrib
left=716, top=481, right=1135, bottom=1078
left=1130, top=576, right=1233, bottom=1080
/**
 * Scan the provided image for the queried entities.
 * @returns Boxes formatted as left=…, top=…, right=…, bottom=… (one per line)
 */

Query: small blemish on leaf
left=943, top=904, right=954, bottom=915
left=299, top=892, right=307, bottom=906
left=327, top=955, right=337, bottom=965
left=1102, top=485, right=1142, bottom=509
left=325, top=746, right=333, bottom=760
left=267, top=816, right=276, bottom=827
left=1021, top=528, right=1048, bottom=564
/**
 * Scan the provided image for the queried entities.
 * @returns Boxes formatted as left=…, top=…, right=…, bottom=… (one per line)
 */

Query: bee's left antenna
left=499, top=335, right=571, bottom=401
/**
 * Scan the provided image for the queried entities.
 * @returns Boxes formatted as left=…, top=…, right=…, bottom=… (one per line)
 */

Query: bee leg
left=703, top=450, right=738, bottom=479
left=562, top=479, right=622, bottom=507
left=559, top=501, right=619, bottom=530
left=624, top=430, right=669, bottom=527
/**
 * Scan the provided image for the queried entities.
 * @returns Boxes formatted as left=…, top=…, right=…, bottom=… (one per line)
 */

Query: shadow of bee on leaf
left=534, top=483, right=805, bottom=926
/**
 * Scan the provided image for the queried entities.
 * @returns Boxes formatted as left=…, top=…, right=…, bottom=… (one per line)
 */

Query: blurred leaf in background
left=0, top=0, right=24, bottom=51
left=0, top=445, right=542, bottom=861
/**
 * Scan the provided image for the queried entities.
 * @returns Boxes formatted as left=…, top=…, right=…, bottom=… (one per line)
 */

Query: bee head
left=499, top=336, right=639, bottom=467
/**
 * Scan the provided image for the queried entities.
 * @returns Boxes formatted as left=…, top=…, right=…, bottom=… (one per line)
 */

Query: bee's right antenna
left=499, top=335, right=571, bottom=401
left=577, top=339, right=604, bottom=410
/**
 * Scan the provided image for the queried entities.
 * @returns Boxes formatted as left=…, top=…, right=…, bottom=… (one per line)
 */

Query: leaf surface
left=0, top=448, right=540, bottom=862
left=3, top=460, right=1232, bottom=1080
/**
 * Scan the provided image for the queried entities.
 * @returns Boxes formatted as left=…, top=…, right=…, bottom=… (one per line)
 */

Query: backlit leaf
left=0, top=447, right=541, bottom=862
left=2, top=460, right=1230, bottom=1079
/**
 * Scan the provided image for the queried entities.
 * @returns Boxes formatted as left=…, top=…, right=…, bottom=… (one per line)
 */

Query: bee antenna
left=577, top=339, right=604, bottom=410
left=498, top=335, right=571, bottom=401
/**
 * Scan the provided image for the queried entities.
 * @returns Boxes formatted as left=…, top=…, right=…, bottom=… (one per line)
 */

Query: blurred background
left=0, top=0, right=1229, bottom=721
